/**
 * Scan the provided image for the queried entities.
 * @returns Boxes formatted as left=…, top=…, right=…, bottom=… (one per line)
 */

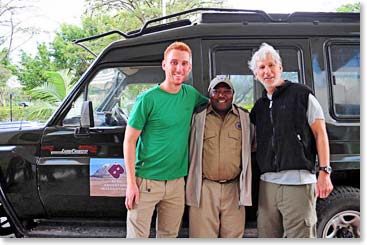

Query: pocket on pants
left=136, top=177, right=151, bottom=193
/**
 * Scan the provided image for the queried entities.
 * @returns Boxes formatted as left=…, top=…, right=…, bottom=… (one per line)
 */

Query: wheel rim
left=322, top=210, right=360, bottom=238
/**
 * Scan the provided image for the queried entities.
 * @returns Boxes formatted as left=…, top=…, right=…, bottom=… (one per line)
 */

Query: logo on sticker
left=108, top=164, right=124, bottom=178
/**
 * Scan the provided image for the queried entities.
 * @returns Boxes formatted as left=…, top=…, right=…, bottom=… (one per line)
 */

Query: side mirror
left=75, top=101, right=94, bottom=137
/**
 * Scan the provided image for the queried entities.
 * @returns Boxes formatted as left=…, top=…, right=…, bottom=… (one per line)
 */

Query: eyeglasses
left=211, top=89, right=233, bottom=96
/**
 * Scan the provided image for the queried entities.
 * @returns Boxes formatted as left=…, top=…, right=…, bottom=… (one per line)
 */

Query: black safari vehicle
left=0, top=8, right=360, bottom=238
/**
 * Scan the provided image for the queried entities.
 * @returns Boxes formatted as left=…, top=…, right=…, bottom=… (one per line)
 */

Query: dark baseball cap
left=208, top=75, right=235, bottom=92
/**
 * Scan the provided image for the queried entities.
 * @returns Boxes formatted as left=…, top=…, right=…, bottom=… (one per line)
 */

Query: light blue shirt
left=260, top=94, right=324, bottom=185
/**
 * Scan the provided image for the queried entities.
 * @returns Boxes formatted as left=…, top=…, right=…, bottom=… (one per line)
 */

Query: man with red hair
left=123, top=41, right=207, bottom=238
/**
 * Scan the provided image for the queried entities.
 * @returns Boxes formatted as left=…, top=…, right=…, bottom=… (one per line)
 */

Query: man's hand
left=123, top=125, right=142, bottom=210
left=316, top=171, right=333, bottom=198
left=125, top=182, right=140, bottom=210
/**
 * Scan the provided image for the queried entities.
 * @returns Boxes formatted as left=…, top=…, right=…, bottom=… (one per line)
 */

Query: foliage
left=0, top=48, right=18, bottom=107
left=27, top=70, right=74, bottom=102
left=14, top=0, right=226, bottom=95
left=23, top=101, right=60, bottom=121
left=0, top=104, right=24, bottom=121
left=0, top=49, right=12, bottom=82
left=76, top=0, right=226, bottom=55
left=24, top=69, right=76, bottom=121
left=336, top=2, right=360, bottom=12
left=15, top=44, right=54, bottom=90
left=4, top=0, right=227, bottom=122
left=85, top=0, right=225, bottom=21
left=50, top=24, right=96, bottom=80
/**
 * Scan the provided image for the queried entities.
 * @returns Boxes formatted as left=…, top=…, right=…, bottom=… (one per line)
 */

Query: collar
left=262, top=80, right=293, bottom=100
left=206, top=104, right=239, bottom=116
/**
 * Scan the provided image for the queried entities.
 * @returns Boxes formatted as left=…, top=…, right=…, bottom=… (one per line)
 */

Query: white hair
left=248, top=43, right=282, bottom=73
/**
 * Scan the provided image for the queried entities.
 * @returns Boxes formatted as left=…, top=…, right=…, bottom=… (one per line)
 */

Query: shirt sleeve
left=185, top=84, right=209, bottom=107
left=128, top=94, right=150, bottom=130
left=192, top=86, right=208, bottom=106
left=307, top=94, right=325, bottom=126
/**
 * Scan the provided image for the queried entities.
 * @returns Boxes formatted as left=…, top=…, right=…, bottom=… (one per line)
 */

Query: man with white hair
left=248, top=43, right=333, bottom=238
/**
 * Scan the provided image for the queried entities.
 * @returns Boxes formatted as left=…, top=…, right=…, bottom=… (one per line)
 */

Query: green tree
left=0, top=49, right=12, bottom=86
left=15, top=44, right=54, bottom=90
left=12, top=0, right=227, bottom=120
left=0, top=48, right=16, bottom=107
left=25, top=69, right=75, bottom=121
left=85, top=0, right=225, bottom=25
left=50, top=18, right=121, bottom=80
left=15, top=0, right=226, bottom=92
left=336, top=2, right=360, bottom=12
left=53, top=0, right=226, bottom=75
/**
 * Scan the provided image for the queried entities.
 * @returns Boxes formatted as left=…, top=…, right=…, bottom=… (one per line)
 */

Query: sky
left=5, top=0, right=361, bottom=59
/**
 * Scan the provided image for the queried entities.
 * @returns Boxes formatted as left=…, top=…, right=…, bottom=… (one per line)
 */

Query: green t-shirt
left=128, top=83, right=207, bottom=180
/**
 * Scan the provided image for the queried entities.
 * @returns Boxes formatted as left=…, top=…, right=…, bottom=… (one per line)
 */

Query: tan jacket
left=186, top=104, right=254, bottom=207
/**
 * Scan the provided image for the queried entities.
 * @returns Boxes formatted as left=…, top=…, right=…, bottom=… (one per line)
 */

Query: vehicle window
left=62, top=66, right=164, bottom=127
left=278, top=48, right=303, bottom=83
left=62, top=92, right=85, bottom=126
left=328, top=43, right=360, bottom=118
left=212, top=47, right=302, bottom=110
left=120, top=83, right=157, bottom=117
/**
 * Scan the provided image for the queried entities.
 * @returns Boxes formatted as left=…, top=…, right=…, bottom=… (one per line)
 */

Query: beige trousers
left=257, top=180, right=317, bottom=238
left=126, top=177, right=185, bottom=238
left=189, top=179, right=246, bottom=238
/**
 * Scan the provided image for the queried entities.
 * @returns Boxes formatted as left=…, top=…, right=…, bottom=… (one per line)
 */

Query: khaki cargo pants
left=257, top=180, right=317, bottom=238
left=126, top=177, right=185, bottom=238
left=189, top=179, right=246, bottom=238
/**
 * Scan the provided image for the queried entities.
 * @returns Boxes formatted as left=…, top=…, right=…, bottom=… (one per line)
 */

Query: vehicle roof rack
left=72, top=8, right=275, bottom=56
left=73, top=8, right=359, bottom=56
left=200, top=11, right=360, bottom=23
left=73, top=19, right=192, bottom=57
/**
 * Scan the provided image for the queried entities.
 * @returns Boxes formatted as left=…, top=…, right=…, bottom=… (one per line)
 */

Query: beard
left=261, top=77, right=283, bottom=89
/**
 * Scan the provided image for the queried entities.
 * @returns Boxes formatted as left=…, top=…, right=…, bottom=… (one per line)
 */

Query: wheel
left=316, top=186, right=360, bottom=238
left=0, top=202, right=15, bottom=236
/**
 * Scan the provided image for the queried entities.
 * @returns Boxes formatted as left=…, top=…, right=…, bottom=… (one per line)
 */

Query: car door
left=37, top=65, right=163, bottom=218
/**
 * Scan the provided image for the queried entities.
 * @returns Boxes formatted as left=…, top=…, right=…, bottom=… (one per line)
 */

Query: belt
left=204, top=176, right=239, bottom=184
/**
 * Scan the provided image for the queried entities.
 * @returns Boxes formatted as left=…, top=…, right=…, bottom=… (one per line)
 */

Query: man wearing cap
left=186, top=76, right=254, bottom=238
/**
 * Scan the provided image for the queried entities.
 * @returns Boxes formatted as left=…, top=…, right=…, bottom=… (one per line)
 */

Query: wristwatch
left=319, top=166, right=332, bottom=174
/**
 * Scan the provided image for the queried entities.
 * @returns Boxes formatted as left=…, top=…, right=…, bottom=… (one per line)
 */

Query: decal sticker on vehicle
left=90, top=158, right=126, bottom=197
left=51, top=148, right=89, bottom=155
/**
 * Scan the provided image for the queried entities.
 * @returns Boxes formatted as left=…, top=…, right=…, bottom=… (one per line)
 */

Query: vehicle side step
left=24, top=220, right=258, bottom=238
left=26, top=225, right=125, bottom=238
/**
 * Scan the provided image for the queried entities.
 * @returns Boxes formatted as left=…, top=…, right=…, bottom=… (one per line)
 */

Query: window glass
left=62, top=66, right=165, bottom=127
left=229, top=75, right=254, bottom=110
left=63, top=93, right=85, bottom=126
left=279, top=48, right=302, bottom=83
left=329, top=44, right=360, bottom=117
left=212, top=47, right=302, bottom=110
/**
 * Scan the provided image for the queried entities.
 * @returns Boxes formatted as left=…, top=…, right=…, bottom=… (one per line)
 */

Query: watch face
left=320, top=166, right=332, bottom=173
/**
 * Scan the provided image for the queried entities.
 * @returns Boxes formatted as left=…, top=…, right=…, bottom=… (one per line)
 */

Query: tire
left=0, top=202, right=15, bottom=236
left=316, top=186, right=360, bottom=238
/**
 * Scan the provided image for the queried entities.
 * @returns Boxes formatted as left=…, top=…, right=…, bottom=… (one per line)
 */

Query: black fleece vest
left=250, top=81, right=317, bottom=174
